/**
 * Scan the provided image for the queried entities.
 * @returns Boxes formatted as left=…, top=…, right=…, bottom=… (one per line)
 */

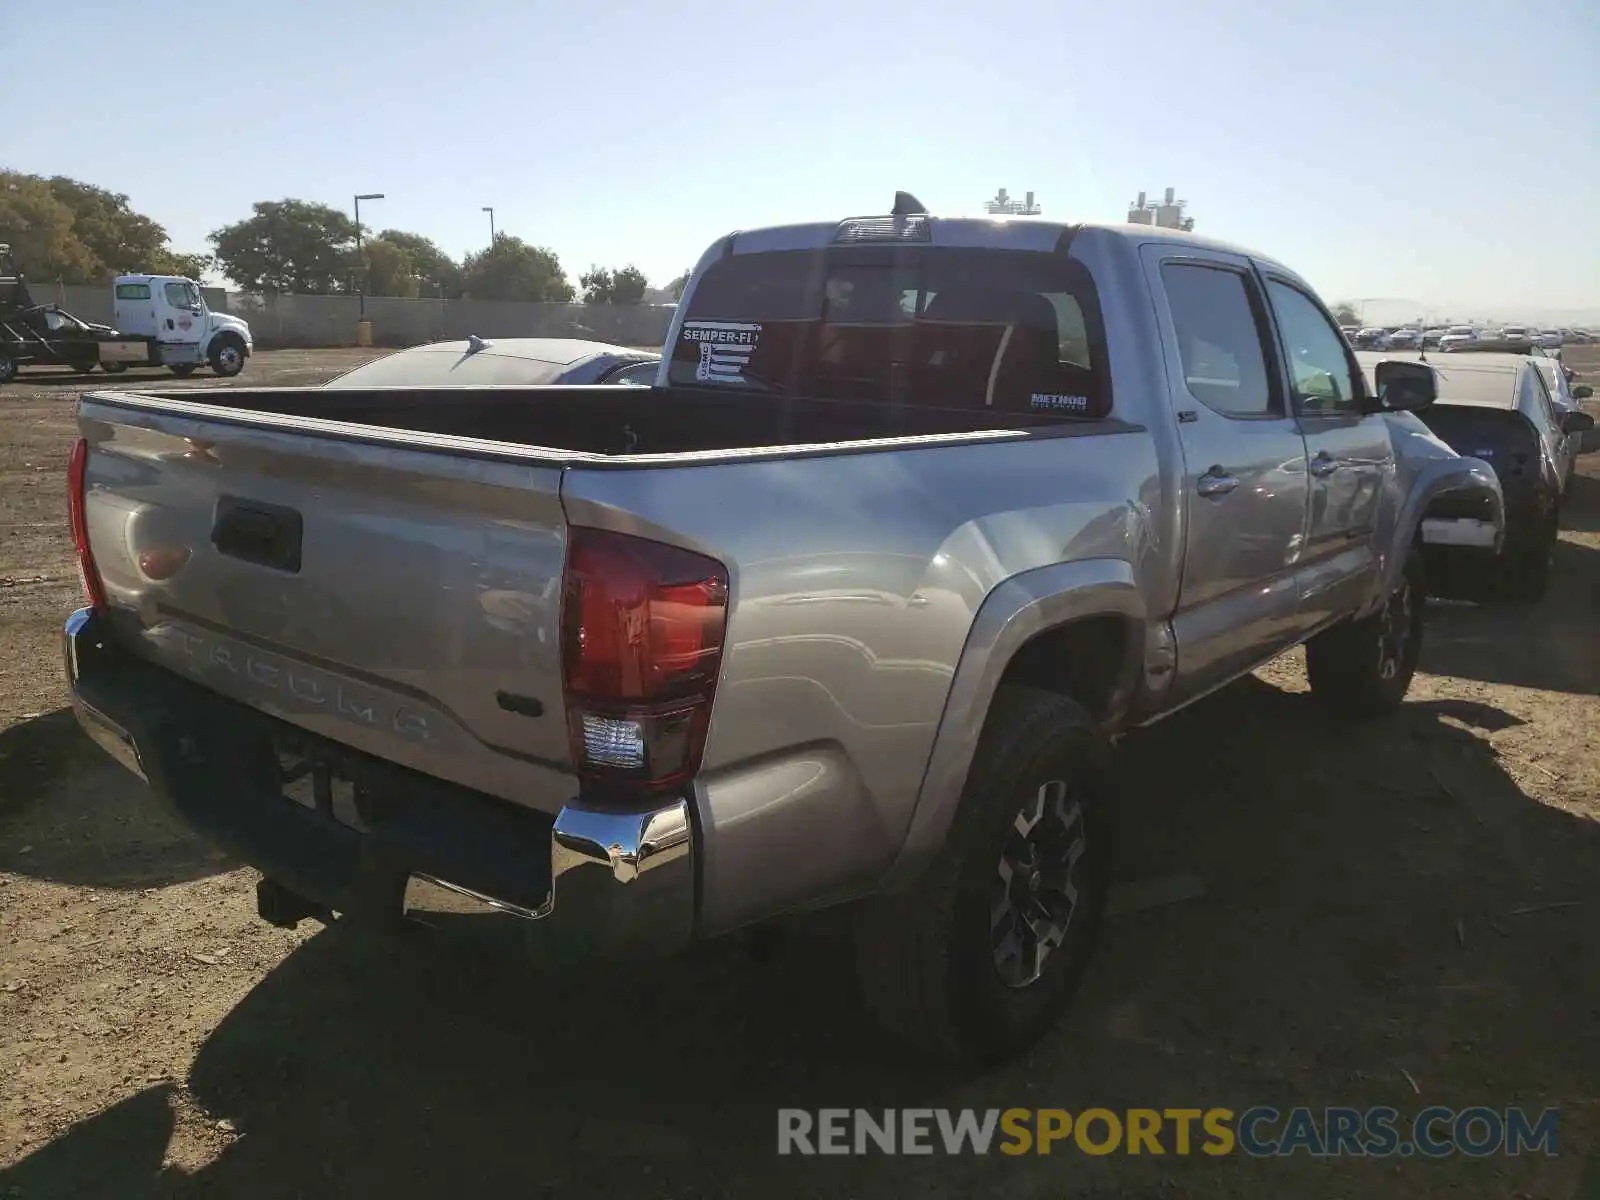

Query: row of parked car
left=1342, top=324, right=1592, bottom=352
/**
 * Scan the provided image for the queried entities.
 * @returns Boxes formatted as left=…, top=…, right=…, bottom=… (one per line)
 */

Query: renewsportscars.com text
left=776, top=1106, right=1558, bottom=1158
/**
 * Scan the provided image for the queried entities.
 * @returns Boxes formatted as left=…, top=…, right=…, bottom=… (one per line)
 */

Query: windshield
left=669, top=246, right=1110, bottom=418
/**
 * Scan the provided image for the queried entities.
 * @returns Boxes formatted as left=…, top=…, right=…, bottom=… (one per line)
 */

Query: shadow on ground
left=1417, top=496, right=1599, bottom=694
left=0, top=708, right=232, bottom=888
left=3, top=672, right=1594, bottom=1199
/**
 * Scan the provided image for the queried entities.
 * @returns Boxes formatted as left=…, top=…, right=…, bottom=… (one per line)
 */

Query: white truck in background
left=98, top=275, right=253, bottom=378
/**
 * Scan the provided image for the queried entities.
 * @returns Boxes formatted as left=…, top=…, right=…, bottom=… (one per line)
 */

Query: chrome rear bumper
left=64, top=606, right=697, bottom=961
left=400, top=800, right=695, bottom=955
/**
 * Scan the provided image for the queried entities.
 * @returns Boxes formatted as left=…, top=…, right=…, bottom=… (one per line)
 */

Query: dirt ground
left=1, top=348, right=1597, bottom=1198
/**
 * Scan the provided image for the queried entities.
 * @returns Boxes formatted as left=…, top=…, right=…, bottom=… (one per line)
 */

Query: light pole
left=482, top=206, right=496, bottom=247
left=353, top=192, right=384, bottom=320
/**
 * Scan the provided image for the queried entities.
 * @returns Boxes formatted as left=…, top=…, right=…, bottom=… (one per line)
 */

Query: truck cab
left=112, top=275, right=253, bottom=377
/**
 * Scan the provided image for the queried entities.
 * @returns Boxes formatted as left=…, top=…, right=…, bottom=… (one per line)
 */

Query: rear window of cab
left=671, top=247, right=1111, bottom=419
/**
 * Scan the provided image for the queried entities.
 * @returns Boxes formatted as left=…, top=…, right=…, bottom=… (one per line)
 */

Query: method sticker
left=682, top=321, right=761, bottom=384
left=1030, top=393, right=1091, bottom=412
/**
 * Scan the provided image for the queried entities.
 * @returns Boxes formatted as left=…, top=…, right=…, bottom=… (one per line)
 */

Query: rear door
left=1258, top=273, right=1393, bottom=628
left=1141, top=246, right=1312, bottom=704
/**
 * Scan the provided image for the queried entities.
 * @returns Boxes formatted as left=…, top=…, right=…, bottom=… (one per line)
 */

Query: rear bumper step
left=62, top=607, right=696, bottom=961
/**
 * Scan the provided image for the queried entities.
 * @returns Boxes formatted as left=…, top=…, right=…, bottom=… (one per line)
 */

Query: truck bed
left=91, top=383, right=1082, bottom=459
left=75, top=380, right=1141, bottom=830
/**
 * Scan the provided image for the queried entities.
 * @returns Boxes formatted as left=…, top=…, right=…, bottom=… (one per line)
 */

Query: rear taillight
left=67, top=438, right=108, bottom=612
left=561, top=526, right=728, bottom=793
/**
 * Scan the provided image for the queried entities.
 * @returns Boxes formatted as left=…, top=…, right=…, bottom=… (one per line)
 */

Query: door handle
left=1309, top=452, right=1341, bottom=478
left=1196, top=467, right=1239, bottom=498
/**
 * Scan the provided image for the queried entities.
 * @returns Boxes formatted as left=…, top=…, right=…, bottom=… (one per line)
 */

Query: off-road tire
left=852, top=686, right=1111, bottom=1066
left=0, top=355, right=16, bottom=384
left=1306, top=547, right=1425, bottom=717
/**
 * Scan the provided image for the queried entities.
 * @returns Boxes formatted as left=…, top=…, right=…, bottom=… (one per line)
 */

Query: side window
left=1265, top=280, right=1362, bottom=417
left=1524, top=368, right=1559, bottom=430
left=115, top=283, right=151, bottom=301
left=1160, top=262, right=1277, bottom=417
left=164, top=282, right=193, bottom=308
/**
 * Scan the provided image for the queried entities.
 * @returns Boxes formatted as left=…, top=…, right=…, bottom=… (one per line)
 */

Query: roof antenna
left=892, top=191, right=927, bottom=217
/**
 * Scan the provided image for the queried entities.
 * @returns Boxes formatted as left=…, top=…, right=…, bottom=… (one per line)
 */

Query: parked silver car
left=324, top=337, right=661, bottom=388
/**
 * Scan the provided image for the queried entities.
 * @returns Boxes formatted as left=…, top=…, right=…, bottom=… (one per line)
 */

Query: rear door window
left=670, top=247, right=1110, bottom=418
left=1158, top=263, right=1278, bottom=418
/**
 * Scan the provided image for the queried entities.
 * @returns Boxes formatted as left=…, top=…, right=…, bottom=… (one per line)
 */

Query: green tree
left=1331, top=303, right=1359, bottom=326
left=44, top=177, right=208, bottom=279
left=462, top=236, right=573, bottom=302
left=378, top=229, right=463, bottom=298
left=363, top=237, right=421, bottom=298
left=209, top=199, right=359, bottom=293
left=2, top=171, right=203, bottom=282
left=147, top=248, right=214, bottom=280
left=0, top=172, right=99, bottom=281
left=579, top=264, right=649, bottom=305
left=666, top=269, right=690, bottom=300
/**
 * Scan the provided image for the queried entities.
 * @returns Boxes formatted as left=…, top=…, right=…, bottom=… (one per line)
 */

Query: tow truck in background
left=0, top=246, right=252, bottom=382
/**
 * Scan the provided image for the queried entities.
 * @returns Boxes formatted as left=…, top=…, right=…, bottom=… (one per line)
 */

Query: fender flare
left=878, top=557, right=1146, bottom=892
left=1354, top=455, right=1504, bottom=619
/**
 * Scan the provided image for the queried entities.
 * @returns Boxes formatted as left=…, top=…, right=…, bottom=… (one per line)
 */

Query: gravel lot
left=1, top=347, right=1597, bottom=1198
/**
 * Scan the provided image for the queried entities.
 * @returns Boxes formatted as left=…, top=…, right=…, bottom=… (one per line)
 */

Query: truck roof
left=723, top=213, right=1294, bottom=275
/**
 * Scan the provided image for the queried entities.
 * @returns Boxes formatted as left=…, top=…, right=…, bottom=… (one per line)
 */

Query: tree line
left=2, top=170, right=687, bottom=304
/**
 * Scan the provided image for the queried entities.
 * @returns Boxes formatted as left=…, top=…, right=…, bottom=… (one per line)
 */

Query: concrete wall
left=229, top=293, right=676, bottom=350
left=29, top=283, right=676, bottom=351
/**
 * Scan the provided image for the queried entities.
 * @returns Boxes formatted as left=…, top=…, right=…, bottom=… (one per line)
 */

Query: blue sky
left=6, top=0, right=1597, bottom=321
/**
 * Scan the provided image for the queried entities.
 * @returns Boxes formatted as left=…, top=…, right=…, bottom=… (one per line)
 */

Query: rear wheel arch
left=994, top=613, right=1135, bottom=725
left=880, top=561, right=1145, bottom=894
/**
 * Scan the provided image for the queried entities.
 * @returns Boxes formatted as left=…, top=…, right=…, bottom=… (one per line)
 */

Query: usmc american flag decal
left=681, top=321, right=761, bottom=384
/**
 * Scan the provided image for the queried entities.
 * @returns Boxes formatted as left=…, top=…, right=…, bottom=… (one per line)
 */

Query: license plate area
left=275, top=738, right=381, bottom=833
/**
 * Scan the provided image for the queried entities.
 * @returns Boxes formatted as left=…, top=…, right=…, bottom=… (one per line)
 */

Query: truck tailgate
left=78, top=400, right=576, bottom=813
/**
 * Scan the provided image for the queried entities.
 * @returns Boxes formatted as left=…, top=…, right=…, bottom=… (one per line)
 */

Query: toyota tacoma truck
left=61, top=194, right=1504, bottom=1064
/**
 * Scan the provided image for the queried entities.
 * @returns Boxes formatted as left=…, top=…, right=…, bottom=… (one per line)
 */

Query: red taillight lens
left=561, top=526, right=728, bottom=791
left=67, top=438, right=108, bottom=612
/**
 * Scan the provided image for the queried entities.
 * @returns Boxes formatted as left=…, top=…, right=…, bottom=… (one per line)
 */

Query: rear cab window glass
left=670, top=246, right=1111, bottom=419
left=115, top=283, right=151, bottom=300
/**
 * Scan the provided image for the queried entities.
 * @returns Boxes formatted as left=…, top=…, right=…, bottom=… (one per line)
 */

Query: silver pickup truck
left=62, top=196, right=1503, bottom=1064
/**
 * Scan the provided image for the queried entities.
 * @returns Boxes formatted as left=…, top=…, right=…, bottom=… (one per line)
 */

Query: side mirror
left=1371, top=359, right=1437, bottom=412
left=1560, top=410, right=1595, bottom=435
left=1572, top=384, right=1594, bottom=400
